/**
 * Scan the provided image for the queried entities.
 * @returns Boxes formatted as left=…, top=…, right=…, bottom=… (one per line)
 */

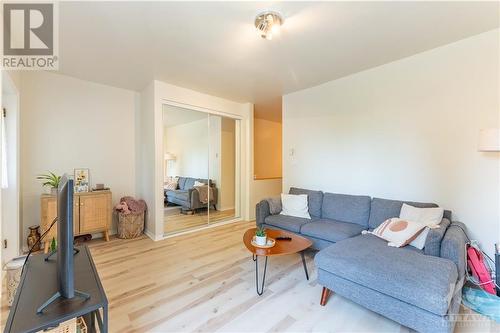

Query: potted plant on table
left=255, top=226, right=267, bottom=246
left=36, top=172, right=61, bottom=195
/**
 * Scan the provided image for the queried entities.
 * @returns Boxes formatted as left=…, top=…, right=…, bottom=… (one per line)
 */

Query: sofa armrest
left=211, top=187, right=218, bottom=205
left=188, top=188, right=199, bottom=209
left=256, top=200, right=270, bottom=226
left=440, top=222, right=468, bottom=280
left=424, top=217, right=451, bottom=257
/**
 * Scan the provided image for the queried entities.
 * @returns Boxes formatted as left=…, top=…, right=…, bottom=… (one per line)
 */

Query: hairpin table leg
left=255, top=255, right=268, bottom=295
left=301, top=251, right=309, bottom=280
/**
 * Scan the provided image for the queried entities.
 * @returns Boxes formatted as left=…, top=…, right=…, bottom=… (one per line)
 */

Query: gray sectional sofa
left=164, top=177, right=218, bottom=211
left=256, top=187, right=467, bottom=333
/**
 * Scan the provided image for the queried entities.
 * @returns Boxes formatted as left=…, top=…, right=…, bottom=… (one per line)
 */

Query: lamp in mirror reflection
left=164, top=152, right=176, bottom=160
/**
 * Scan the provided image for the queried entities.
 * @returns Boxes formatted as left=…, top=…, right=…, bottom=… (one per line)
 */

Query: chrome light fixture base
left=255, top=11, right=283, bottom=40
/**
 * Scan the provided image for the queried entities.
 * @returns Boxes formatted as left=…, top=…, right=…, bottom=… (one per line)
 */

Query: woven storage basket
left=117, top=211, right=145, bottom=239
left=76, top=317, right=87, bottom=333
left=38, top=317, right=77, bottom=333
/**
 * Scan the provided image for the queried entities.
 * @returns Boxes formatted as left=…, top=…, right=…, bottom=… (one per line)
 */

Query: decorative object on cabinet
left=40, top=190, right=111, bottom=253
left=26, top=225, right=41, bottom=252
left=36, top=171, right=61, bottom=195
left=92, top=183, right=110, bottom=191
left=74, top=168, right=90, bottom=192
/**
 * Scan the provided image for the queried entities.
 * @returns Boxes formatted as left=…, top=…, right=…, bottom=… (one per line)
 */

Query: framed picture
left=74, top=168, right=90, bottom=192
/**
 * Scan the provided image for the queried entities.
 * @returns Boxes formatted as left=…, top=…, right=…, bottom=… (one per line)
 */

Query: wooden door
left=79, top=193, right=111, bottom=233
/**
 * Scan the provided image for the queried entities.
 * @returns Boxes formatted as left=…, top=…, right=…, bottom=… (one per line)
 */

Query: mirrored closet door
left=208, top=115, right=237, bottom=224
left=163, top=105, right=209, bottom=234
left=163, top=105, right=240, bottom=235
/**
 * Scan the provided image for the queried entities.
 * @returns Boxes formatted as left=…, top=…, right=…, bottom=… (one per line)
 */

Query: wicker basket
left=76, top=317, right=87, bottom=333
left=38, top=317, right=76, bottom=333
left=117, top=211, right=145, bottom=239
left=37, top=317, right=87, bottom=333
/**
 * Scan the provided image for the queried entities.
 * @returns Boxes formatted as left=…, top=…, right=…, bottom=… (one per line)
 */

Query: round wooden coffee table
left=243, top=227, right=313, bottom=295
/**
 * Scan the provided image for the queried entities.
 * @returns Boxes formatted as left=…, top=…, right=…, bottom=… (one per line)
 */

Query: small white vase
left=255, top=235, right=267, bottom=246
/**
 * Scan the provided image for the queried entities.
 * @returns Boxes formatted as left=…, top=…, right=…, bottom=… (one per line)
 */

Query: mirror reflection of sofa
left=164, top=177, right=218, bottom=211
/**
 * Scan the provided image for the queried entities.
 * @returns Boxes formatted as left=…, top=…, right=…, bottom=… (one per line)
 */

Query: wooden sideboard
left=40, top=190, right=111, bottom=252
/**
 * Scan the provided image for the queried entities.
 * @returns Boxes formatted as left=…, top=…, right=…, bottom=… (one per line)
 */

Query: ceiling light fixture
left=255, top=11, right=283, bottom=40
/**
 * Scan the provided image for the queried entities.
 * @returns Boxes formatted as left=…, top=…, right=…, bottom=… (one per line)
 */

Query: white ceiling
left=58, top=1, right=499, bottom=107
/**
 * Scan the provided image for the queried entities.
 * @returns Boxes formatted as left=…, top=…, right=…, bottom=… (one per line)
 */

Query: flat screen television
left=37, top=174, right=89, bottom=314
left=57, top=174, right=75, bottom=298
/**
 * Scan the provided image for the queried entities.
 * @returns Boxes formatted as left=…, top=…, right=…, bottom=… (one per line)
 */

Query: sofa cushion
left=315, top=233, right=458, bottom=316
left=368, top=198, right=438, bottom=230
left=184, top=178, right=196, bottom=190
left=289, top=187, right=323, bottom=218
left=300, top=219, right=365, bottom=243
left=166, top=190, right=189, bottom=202
left=264, top=215, right=311, bottom=233
left=178, top=177, right=187, bottom=190
left=321, top=193, right=371, bottom=227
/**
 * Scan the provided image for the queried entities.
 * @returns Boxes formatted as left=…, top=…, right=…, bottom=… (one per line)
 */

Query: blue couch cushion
left=368, top=198, right=439, bottom=230
left=300, top=219, right=365, bottom=243
left=315, top=234, right=458, bottom=316
left=321, top=193, right=371, bottom=227
left=184, top=178, right=196, bottom=190
left=166, top=190, right=189, bottom=202
left=264, top=215, right=311, bottom=233
left=178, top=177, right=187, bottom=190
left=289, top=187, right=323, bottom=218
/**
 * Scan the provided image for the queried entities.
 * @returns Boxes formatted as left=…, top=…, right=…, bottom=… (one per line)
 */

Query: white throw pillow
left=280, top=194, right=311, bottom=219
left=399, top=203, right=444, bottom=250
left=194, top=181, right=206, bottom=187
left=364, top=218, right=426, bottom=248
left=164, top=177, right=178, bottom=190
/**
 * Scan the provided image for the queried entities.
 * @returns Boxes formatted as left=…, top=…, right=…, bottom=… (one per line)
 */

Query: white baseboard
left=144, top=228, right=163, bottom=241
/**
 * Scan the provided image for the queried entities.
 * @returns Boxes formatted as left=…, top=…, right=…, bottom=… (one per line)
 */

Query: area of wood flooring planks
left=164, top=209, right=236, bottom=235
left=1, top=221, right=498, bottom=333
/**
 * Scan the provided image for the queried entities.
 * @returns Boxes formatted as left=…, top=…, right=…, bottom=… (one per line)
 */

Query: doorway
left=1, top=71, right=21, bottom=266
left=162, top=104, right=241, bottom=235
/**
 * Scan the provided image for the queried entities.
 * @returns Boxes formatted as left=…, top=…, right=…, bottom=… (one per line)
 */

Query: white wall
left=21, top=71, right=138, bottom=239
left=283, top=29, right=500, bottom=257
left=137, top=82, right=155, bottom=236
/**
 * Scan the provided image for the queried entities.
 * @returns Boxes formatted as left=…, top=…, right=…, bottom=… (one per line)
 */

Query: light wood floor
left=164, top=208, right=235, bottom=235
left=2, top=221, right=498, bottom=332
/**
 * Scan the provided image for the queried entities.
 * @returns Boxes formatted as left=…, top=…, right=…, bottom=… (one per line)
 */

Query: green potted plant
left=36, top=172, right=61, bottom=195
left=255, top=226, right=267, bottom=246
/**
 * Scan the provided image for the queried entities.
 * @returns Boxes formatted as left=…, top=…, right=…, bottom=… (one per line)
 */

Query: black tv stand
left=37, top=289, right=91, bottom=314
left=4, top=246, right=108, bottom=333
left=38, top=247, right=91, bottom=313
left=44, top=247, right=80, bottom=261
